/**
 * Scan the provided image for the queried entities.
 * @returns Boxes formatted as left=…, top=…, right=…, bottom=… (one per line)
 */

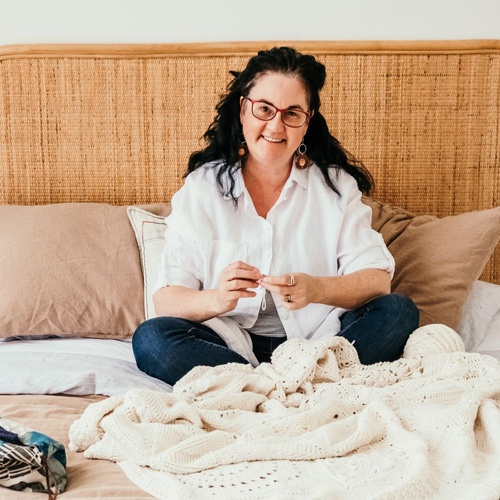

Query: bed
left=0, top=40, right=499, bottom=499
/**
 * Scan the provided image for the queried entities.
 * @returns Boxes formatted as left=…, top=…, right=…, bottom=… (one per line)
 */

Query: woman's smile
left=262, top=135, right=285, bottom=143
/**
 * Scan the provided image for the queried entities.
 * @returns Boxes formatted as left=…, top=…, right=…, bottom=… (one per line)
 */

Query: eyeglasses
left=244, top=98, right=311, bottom=128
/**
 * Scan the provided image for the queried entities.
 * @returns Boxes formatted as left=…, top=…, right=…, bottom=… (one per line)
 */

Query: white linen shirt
left=155, top=161, right=394, bottom=341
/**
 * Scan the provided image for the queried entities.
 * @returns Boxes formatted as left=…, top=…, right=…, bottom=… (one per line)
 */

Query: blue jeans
left=132, top=293, right=419, bottom=386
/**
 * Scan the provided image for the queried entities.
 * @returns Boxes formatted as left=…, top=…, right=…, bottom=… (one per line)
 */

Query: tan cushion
left=0, top=203, right=163, bottom=339
left=5, top=199, right=497, bottom=340
left=364, top=198, right=500, bottom=329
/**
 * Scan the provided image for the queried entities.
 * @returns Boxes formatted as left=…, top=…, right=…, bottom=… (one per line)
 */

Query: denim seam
left=340, top=306, right=372, bottom=336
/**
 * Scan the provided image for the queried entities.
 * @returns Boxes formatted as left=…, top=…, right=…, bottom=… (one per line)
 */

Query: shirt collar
left=289, top=163, right=310, bottom=190
left=229, top=161, right=312, bottom=199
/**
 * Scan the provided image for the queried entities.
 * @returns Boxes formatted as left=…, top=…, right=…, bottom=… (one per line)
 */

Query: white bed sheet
left=0, top=337, right=135, bottom=360
left=0, top=337, right=172, bottom=396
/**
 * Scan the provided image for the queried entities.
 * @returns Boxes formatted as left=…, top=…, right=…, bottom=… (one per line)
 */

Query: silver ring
left=285, top=294, right=292, bottom=303
left=289, top=275, right=295, bottom=286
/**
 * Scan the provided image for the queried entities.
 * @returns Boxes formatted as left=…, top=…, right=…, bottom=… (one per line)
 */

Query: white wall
left=0, top=0, right=499, bottom=45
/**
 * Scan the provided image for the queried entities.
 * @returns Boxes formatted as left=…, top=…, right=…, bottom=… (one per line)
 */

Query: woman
left=133, top=47, right=419, bottom=386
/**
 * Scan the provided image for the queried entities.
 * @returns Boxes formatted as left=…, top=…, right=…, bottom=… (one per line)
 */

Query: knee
left=382, top=293, right=420, bottom=331
left=395, top=293, right=419, bottom=327
left=132, top=318, right=158, bottom=366
left=133, top=317, right=161, bottom=348
left=133, top=316, right=184, bottom=340
left=132, top=317, right=182, bottom=365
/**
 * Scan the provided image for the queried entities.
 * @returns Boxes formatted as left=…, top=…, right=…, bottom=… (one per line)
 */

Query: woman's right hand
left=153, top=262, right=262, bottom=322
left=215, top=261, right=262, bottom=314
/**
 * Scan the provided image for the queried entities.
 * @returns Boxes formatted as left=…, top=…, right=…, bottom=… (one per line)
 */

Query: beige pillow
left=0, top=203, right=164, bottom=339
left=364, top=198, right=500, bottom=330
left=127, top=204, right=172, bottom=320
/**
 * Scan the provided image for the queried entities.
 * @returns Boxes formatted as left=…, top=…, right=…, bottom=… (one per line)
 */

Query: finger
left=258, top=281, right=283, bottom=294
left=227, top=289, right=257, bottom=299
left=283, top=301, right=299, bottom=311
left=228, top=278, right=260, bottom=291
left=281, top=295, right=304, bottom=311
left=223, top=268, right=260, bottom=287
left=226, top=261, right=261, bottom=273
left=259, top=279, right=294, bottom=296
left=232, top=268, right=263, bottom=280
left=261, top=274, right=296, bottom=287
left=225, top=263, right=262, bottom=280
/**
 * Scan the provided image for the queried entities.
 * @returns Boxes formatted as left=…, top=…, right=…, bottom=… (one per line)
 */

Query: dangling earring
left=295, top=142, right=310, bottom=169
left=238, top=134, right=248, bottom=158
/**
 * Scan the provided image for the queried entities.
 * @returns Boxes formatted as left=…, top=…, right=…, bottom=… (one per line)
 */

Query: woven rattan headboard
left=0, top=41, right=499, bottom=282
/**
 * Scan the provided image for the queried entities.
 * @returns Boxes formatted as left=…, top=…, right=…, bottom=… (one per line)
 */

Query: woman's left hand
left=259, top=273, right=316, bottom=310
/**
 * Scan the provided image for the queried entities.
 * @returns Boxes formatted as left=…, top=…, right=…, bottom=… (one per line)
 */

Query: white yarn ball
left=402, top=324, right=465, bottom=358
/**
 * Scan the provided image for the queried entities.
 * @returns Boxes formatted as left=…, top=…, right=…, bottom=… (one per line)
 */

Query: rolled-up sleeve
left=153, top=178, right=207, bottom=293
left=153, top=226, right=203, bottom=293
left=336, top=174, right=395, bottom=278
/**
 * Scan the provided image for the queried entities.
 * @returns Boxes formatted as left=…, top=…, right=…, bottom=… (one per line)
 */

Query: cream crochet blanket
left=69, top=325, right=500, bottom=499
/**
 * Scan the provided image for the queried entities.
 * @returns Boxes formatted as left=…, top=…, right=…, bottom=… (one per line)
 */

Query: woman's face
left=240, top=72, right=310, bottom=171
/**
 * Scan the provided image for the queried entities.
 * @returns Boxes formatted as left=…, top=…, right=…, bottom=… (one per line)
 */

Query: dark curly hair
left=187, top=46, right=373, bottom=200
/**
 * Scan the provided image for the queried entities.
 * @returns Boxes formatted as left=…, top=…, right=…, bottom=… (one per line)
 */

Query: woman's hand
left=259, top=269, right=391, bottom=311
left=259, top=273, right=315, bottom=310
left=153, top=261, right=262, bottom=321
left=215, top=261, right=262, bottom=314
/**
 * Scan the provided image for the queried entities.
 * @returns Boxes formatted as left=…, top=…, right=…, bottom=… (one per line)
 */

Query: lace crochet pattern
left=69, top=325, right=500, bottom=499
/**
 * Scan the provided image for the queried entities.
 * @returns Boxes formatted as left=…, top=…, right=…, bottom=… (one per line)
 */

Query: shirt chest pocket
left=202, top=240, right=248, bottom=287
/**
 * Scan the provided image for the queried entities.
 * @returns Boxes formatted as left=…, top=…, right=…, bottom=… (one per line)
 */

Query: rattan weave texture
left=0, top=42, right=498, bottom=282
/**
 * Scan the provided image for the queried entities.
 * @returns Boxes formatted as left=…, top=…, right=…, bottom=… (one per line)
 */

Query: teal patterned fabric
left=0, top=417, right=66, bottom=497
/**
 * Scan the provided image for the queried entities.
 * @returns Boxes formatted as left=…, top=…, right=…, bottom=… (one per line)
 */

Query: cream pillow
left=127, top=205, right=171, bottom=319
